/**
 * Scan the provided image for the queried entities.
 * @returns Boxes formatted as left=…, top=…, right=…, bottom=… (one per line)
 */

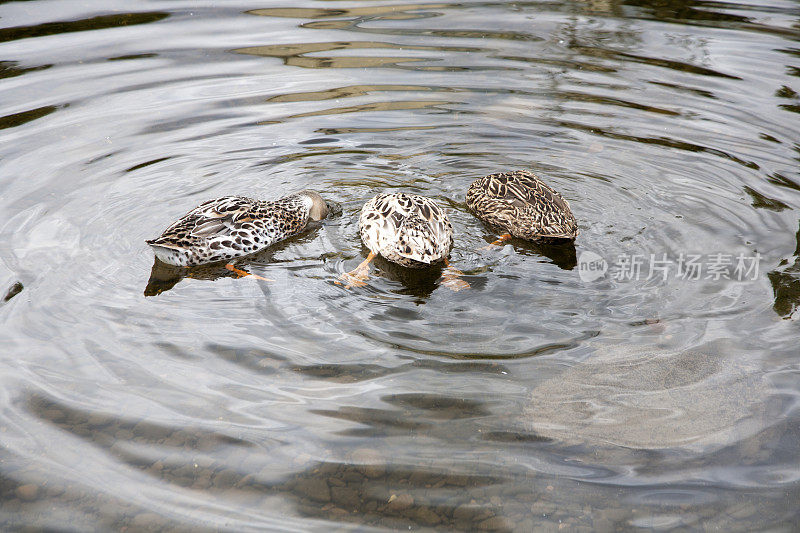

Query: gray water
left=1, top=0, right=799, bottom=531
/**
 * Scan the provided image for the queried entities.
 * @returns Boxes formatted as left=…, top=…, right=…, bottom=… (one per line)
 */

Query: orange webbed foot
left=336, top=270, right=369, bottom=288
left=441, top=259, right=470, bottom=292
left=479, top=234, right=512, bottom=251
left=225, top=263, right=274, bottom=282
left=334, top=252, right=376, bottom=289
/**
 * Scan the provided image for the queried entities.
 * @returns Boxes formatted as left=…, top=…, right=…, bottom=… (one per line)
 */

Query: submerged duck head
left=298, top=190, right=330, bottom=221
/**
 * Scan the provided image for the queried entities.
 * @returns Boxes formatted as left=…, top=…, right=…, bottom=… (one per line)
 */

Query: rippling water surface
left=1, top=0, right=799, bottom=530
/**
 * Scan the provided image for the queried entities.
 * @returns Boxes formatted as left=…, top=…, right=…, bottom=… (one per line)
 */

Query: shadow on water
left=143, top=259, right=240, bottom=297
left=475, top=223, right=578, bottom=270
left=496, top=238, right=577, bottom=270
left=368, top=251, right=466, bottom=298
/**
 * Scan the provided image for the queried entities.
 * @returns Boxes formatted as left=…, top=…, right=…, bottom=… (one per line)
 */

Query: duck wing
left=360, top=194, right=452, bottom=264
left=503, top=172, right=572, bottom=215
left=508, top=175, right=577, bottom=238
left=469, top=172, right=577, bottom=239
left=147, top=196, right=258, bottom=247
left=396, top=195, right=452, bottom=263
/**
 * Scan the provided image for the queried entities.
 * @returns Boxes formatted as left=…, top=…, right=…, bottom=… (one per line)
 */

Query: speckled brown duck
left=466, top=170, right=578, bottom=246
left=146, top=190, right=330, bottom=274
left=338, top=192, right=468, bottom=290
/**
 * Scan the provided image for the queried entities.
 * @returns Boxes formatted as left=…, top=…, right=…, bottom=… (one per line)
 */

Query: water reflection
left=144, top=259, right=240, bottom=297
left=362, top=252, right=453, bottom=297
left=768, top=221, right=800, bottom=319
left=743, top=185, right=790, bottom=211
left=256, top=3, right=547, bottom=44
left=235, top=40, right=482, bottom=70
left=247, top=4, right=457, bottom=21
left=478, top=235, right=578, bottom=270
left=622, top=0, right=761, bottom=28
left=265, top=84, right=460, bottom=104
left=3, top=281, right=23, bottom=302
left=292, top=359, right=509, bottom=383
left=0, top=12, right=169, bottom=44
left=278, top=99, right=455, bottom=121
left=0, top=105, right=60, bottom=130
left=0, top=60, right=51, bottom=79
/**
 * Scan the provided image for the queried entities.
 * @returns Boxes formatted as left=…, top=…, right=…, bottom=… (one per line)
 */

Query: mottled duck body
left=466, top=170, right=578, bottom=244
left=339, top=193, right=467, bottom=290
left=146, top=190, right=329, bottom=267
left=359, top=193, right=453, bottom=268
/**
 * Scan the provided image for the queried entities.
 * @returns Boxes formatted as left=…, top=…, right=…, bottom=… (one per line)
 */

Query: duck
left=146, top=190, right=330, bottom=274
left=338, top=192, right=468, bottom=290
left=466, top=170, right=578, bottom=246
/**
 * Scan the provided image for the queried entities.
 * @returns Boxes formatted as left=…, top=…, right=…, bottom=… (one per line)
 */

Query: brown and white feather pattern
left=466, top=170, right=578, bottom=241
left=358, top=193, right=453, bottom=268
left=146, top=193, right=314, bottom=266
